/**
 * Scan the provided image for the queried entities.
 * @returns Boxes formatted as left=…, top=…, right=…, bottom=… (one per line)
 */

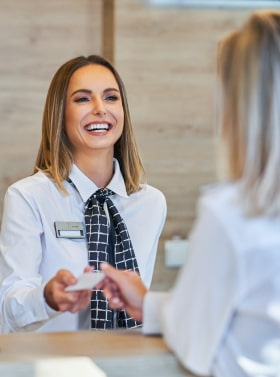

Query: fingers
left=107, top=296, right=125, bottom=309
left=56, top=269, right=78, bottom=287
left=100, top=262, right=146, bottom=322
left=98, top=277, right=116, bottom=297
left=84, top=265, right=95, bottom=273
left=99, top=263, right=125, bottom=302
left=100, top=262, right=120, bottom=281
left=44, top=268, right=91, bottom=313
left=64, top=290, right=92, bottom=313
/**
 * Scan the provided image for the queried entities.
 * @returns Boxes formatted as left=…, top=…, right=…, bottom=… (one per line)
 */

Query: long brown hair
left=34, top=55, right=146, bottom=194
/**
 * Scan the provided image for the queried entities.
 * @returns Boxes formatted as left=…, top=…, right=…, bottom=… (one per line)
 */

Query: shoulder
left=126, top=184, right=167, bottom=218
left=137, top=184, right=166, bottom=206
left=197, top=182, right=280, bottom=252
left=195, top=183, right=242, bottom=245
left=197, top=182, right=246, bottom=230
left=198, top=182, right=238, bottom=215
left=6, top=172, right=59, bottom=199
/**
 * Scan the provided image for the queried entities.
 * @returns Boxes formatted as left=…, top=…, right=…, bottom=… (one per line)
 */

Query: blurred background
left=0, top=0, right=261, bottom=289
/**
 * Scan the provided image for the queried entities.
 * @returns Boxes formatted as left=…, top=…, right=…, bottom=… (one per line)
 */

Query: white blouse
left=143, top=183, right=280, bottom=377
left=0, top=160, right=166, bottom=333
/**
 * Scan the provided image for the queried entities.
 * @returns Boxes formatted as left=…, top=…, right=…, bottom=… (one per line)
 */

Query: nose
left=92, top=97, right=106, bottom=116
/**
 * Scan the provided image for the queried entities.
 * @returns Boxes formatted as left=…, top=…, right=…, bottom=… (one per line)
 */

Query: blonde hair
left=217, top=10, right=280, bottom=216
left=34, top=55, right=146, bottom=195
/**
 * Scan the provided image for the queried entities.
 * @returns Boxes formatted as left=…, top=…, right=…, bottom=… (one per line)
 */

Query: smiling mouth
left=85, top=123, right=111, bottom=132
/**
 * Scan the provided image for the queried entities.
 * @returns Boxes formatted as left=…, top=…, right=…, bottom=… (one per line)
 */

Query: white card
left=65, top=272, right=105, bottom=291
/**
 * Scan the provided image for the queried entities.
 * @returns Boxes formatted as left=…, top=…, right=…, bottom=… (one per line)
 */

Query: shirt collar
left=68, top=158, right=128, bottom=202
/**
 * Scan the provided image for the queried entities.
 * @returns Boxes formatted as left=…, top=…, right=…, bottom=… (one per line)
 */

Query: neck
left=74, top=151, right=114, bottom=188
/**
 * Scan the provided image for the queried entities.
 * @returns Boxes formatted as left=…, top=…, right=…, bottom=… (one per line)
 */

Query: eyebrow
left=70, top=87, right=120, bottom=97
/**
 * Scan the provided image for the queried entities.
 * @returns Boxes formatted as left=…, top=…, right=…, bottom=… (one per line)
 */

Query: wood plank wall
left=0, top=0, right=103, bottom=220
left=0, top=0, right=254, bottom=290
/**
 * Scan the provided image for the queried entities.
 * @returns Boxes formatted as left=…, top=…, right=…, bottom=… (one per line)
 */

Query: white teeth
left=86, top=123, right=109, bottom=131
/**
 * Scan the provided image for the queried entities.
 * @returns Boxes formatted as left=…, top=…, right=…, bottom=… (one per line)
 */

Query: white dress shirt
left=0, top=159, right=166, bottom=333
left=143, top=182, right=280, bottom=377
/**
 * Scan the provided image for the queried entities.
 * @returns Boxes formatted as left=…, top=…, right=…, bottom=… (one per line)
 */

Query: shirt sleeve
left=142, top=291, right=169, bottom=334
left=142, top=196, right=242, bottom=376
left=0, top=185, right=59, bottom=332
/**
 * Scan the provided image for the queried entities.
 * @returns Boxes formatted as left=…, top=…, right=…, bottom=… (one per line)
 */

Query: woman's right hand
left=44, top=268, right=92, bottom=313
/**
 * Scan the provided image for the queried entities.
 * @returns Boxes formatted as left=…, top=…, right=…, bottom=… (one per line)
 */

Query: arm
left=160, top=197, right=241, bottom=375
left=101, top=195, right=241, bottom=376
left=0, top=185, right=91, bottom=332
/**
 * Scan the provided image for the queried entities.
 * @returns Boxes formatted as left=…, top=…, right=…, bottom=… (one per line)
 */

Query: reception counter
left=0, top=330, right=197, bottom=376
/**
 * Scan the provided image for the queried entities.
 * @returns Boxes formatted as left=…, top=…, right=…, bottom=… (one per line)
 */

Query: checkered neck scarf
left=84, top=188, right=141, bottom=329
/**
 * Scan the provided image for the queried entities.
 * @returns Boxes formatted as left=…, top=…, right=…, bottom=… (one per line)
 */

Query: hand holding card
left=65, top=272, right=105, bottom=291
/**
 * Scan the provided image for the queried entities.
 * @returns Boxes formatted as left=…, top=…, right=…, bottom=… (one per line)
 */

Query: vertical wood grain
left=0, top=0, right=103, bottom=223
left=102, top=0, right=115, bottom=63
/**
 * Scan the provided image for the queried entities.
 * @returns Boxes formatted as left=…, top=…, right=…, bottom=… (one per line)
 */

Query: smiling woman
left=0, top=55, right=167, bottom=333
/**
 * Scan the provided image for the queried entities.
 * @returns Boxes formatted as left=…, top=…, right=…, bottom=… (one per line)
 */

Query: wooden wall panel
left=114, top=1, right=252, bottom=289
left=0, top=0, right=103, bottom=222
left=0, top=0, right=255, bottom=290
left=102, top=0, right=115, bottom=63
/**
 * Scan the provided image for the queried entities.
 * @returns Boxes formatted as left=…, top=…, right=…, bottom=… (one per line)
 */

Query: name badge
left=54, top=222, right=85, bottom=239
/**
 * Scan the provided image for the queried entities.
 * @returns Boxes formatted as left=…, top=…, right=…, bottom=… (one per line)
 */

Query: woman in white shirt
left=99, top=10, right=280, bottom=377
left=0, top=55, right=166, bottom=333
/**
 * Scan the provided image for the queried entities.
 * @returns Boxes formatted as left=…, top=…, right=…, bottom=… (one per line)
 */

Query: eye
left=105, top=95, right=119, bottom=102
left=74, top=96, right=90, bottom=103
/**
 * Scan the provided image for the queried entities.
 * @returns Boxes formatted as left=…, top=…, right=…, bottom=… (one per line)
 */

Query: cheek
left=120, top=114, right=124, bottom=127
left=117, top=115, right=125, bottom=135
left=117, top=108, right=125, bottom=127
left=65, top=107, right=77, bottom=127
left=64, top=106, right=84, bottom=135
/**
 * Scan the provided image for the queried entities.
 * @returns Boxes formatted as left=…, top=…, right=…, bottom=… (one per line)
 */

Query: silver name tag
left=54, top=222, right=85, bottom=239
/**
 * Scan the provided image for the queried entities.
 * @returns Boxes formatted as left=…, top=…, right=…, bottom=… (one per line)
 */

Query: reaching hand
left=44, top=266, right=93, bottom=313
left=98, top=262, right=148, bottom=322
